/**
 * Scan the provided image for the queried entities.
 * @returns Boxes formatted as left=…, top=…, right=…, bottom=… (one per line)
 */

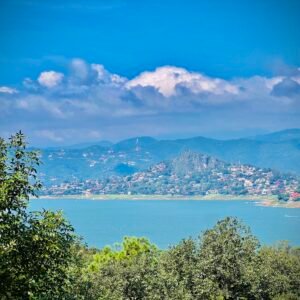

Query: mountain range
left=38, top=129, right=300, bottom=186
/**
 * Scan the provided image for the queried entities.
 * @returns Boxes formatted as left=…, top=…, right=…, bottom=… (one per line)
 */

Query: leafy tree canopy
left=0, top=132, right=78, bottom=299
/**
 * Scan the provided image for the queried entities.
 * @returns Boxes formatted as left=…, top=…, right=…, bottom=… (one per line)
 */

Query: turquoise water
left=29, top=199, right=300, bottom=248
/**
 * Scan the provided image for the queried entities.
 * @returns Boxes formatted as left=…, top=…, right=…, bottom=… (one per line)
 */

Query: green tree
left=158, top=238, right=198, bottom=299
left=83, top=237, right=161, bottom=300
left=88, top=236, right=158, bottom=272
left=0, top=132, right=77, bottom=299
left=194, top=217, right=259, bottom=299
left=250, top=242, right=300, bottom=299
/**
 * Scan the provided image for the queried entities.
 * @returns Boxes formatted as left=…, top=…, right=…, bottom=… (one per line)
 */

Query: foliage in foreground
left=1, top=133, right=300, bottom=300
left=0, top=132, right=78, bottom=299
left=75, top=223, right=300, bottom=300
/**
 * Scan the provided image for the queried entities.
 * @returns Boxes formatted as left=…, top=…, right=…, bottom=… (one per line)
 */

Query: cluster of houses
left=42, top=158, right=300, bottom=202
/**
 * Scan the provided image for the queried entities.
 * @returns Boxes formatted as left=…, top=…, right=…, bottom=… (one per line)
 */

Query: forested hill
left=38, top=129, right=300, bottom=185
left=43, top=151, right=300, bottom=201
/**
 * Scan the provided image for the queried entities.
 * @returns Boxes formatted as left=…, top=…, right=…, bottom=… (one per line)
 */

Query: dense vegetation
left=1, top=133, right=300, bottom=299
left=0, top=132, right=78, bottom=299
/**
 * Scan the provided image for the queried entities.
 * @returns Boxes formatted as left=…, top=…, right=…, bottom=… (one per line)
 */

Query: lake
left=29, top=199, right=300, bottom=248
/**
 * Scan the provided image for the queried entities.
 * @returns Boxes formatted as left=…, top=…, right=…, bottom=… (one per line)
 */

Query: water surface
left=29, top=199, right=300, bottom=248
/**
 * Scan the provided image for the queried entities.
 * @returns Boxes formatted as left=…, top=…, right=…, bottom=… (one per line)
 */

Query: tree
left=83, top=237, right=161, bottom=300
left=158, top=238, right=198, bottom=299
left=250, top=242, right=300, bottom=299
left=0, top=132, right=77, bottom=299
left=278, top=193, right=289, bottom=202
left=88, top=236, right=158, bottom=272
left=194, top=217, right=259, bottom=299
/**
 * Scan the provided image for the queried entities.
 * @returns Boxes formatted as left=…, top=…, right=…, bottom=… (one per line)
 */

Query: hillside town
left=42, top=152, right=300, bottom=202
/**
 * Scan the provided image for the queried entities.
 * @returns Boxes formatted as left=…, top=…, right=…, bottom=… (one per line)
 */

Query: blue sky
left=0, top=0, right=300, bottom=146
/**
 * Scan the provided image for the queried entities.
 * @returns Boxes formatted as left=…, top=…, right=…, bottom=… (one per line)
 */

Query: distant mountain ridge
left=251, top=128, right=300, bottom=142
left=38, top=129, right=300, bottom=185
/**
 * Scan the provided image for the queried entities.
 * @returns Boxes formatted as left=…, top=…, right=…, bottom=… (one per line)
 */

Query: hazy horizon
left=24, top=127, right=299, bottom=148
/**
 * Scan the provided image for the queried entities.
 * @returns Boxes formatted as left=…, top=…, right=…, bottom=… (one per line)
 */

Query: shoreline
left=33, top=194, right=300, bottom=208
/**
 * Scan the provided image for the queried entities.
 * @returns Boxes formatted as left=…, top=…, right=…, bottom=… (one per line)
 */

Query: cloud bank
left=1, top=59, right=300, bottom=145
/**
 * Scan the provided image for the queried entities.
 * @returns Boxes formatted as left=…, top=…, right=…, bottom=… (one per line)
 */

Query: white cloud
left=2, top=59, right=300, bottom=146
left=38, top=71, right=64, bottom=88
left=91, top=63, right=127, bottom=85
left=91, top=63, right=106, bottom=80
left=0, top=86, right=18, bottom=94
left=126, top=66, right=239, bottom=97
